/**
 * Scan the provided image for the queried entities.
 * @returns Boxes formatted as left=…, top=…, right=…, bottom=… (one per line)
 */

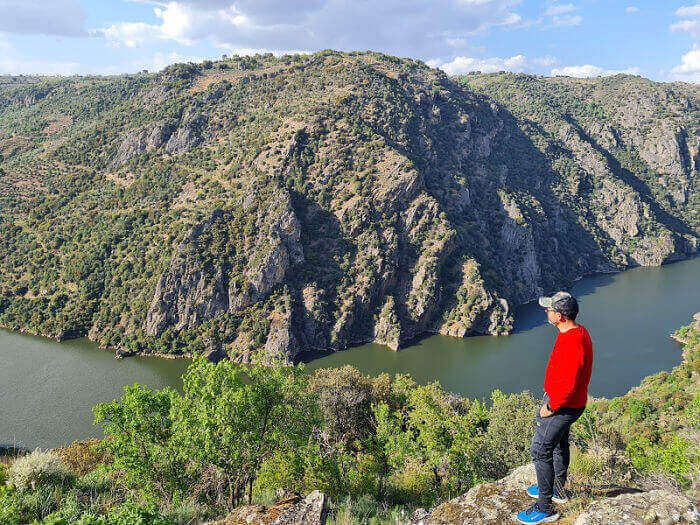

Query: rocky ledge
left=205, top=490, right=328, bottom=525
left=410, top=464, right=699, bottom=524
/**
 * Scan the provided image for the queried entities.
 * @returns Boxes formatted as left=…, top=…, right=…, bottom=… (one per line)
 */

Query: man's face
left=546, top=308, right=561, bottom=326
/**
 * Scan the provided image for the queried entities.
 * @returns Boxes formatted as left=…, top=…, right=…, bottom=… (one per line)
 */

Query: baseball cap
left=538, top=291, right=579, bottom=320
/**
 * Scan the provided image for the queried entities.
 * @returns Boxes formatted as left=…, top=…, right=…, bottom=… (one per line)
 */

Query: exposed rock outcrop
left=145, top=187, right=303, bottom=342
left=574, top=490, right=699, bottom=524
left=411, top=464, right=538, bottom=524
left=411, top=464, right=700, bottom=524
left=207, top=490, right=328, bottom=525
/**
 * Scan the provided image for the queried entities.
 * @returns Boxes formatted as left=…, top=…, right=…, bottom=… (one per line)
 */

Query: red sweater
left=544, top=324, right=593, bottom=411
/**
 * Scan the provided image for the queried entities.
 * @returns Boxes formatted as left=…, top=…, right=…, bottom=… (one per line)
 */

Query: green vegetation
left=1, top=319, right=696, bottom=524
left=568, top=321, right=699, bottom=490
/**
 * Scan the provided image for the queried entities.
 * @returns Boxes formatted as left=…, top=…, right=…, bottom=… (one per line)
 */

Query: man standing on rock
left=517, top=291, right=593, bottom=524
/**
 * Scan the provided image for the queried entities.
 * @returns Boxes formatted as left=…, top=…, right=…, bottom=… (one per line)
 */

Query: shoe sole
left=516, top=512, right=560, bottom=524
left=527, top=492, right=568, bottom=504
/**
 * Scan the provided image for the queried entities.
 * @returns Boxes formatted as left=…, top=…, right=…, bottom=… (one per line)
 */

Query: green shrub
left=7, top=449, right=72, bottom=490
left=627, top=436, right=695, bottom=487
left=482, top=390, right=538, bottom=478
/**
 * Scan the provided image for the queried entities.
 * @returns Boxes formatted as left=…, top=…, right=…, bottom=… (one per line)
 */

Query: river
left=1, top=257, right=698, bottom=449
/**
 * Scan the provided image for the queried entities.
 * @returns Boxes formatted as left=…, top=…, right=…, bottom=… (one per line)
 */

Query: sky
left=0, top=0, right=698, bottom=82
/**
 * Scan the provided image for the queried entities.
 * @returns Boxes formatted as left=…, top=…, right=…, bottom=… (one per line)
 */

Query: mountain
left=0, top=51, right=697, bottom=363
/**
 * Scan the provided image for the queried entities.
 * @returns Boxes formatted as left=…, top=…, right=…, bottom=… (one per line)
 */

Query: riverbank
left=2, top=256, right=698, bottom=450
left=1, top=255, right=697, bottom=364
left=305, top=256, right=700, bottom=400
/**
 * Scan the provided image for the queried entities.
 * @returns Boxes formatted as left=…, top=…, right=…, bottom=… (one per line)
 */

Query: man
left=516, top=291, right=593, bottom=524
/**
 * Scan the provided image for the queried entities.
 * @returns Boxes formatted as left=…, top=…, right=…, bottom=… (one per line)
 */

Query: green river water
left=1, top=256, right=698, bottom=449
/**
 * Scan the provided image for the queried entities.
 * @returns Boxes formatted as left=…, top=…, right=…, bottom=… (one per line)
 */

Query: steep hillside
left=0, top=51, right=697, bottom=362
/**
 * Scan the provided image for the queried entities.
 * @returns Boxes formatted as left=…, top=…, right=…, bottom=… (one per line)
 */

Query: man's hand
left=539, top=403, right=554, bottom=418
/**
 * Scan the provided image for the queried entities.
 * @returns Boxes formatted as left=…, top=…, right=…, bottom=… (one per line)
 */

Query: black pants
left=530, top=393, right=584, bottom=512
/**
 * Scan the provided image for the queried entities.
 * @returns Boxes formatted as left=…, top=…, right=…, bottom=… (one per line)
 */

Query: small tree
left=170, top=357, right=319, bottom=509
left=93, top=384, right=185, bottom=500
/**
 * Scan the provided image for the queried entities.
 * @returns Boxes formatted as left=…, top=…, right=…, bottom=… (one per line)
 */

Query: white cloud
left=539, top=2, right=582, bottom=29
left=0, top=57, right=83, bottom=75
left=430, top=54, right=558, bottom=75
left=675, top=4, right=700, bottom=17
left=671, top=19, right=700, bottom=38
left=670, top=45, right=700, bottom=83
left=550, top=64, right=641, bottom=78
left=625, top=6, right=639, bottom=14
left=545, top=3, right=577, bottom=16
left=93, top=22, right=162, bottom=48
left=670, top=4, right=700, bottom=37
left=0, top=35, right=203, bottom=76
left=93, top=0, right=525, bottom=57
left=546, top=14, right=583, bottom=28
left=0, top=0, right=86, bottom=36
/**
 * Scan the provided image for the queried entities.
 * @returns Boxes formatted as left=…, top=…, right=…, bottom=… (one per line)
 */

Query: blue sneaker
left=516, top=503, right=560, bottom=523
left=526, top=485, right=569, bottom=503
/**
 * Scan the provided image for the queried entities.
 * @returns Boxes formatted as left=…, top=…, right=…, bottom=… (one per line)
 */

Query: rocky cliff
left=0, top=51, right=697, bottom=362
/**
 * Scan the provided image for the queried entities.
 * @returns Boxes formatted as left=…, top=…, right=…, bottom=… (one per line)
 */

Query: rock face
left=411, top=464, right=538, bottom=524
left=208, top=490, right=328, bottom=525
left=574, top=490, right=700, bottom=524
left=411, top=464, right=700, bottom=524
left=145, top=187, right=304, bottom=346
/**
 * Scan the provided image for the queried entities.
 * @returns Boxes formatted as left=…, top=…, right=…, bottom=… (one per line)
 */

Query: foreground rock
left=411, top=464, right=537, bottom=524
left=574, top=490, right=699, bottom=524
left=207, top=490, right=328, bottom=525
left=411, top=464, right=699, bottom=524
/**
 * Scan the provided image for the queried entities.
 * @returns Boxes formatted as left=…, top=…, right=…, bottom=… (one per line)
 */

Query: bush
left=482, top=390, right=538, bottom=478
left=569, top=446, right=632, bottom=488
left=0, top=463, right=7, bottom=485
left=55, top=439, right=108, bottom=476
left=7, top=449, right=72, bottom=490
left=627, top=436, right=695, bottom=487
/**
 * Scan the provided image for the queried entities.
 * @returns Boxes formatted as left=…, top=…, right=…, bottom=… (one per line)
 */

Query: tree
left=93, top=383, right=186, bottom=500
left=170, top=357, right=319, bottom=509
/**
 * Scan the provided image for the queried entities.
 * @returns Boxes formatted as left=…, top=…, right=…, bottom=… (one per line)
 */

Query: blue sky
left=0, top=0, right=698, bottom=82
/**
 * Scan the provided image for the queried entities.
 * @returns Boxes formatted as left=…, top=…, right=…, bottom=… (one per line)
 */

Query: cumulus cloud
left=94, top=22, right=162, bottom=48
left=544, top=14, right=582, bottom=28
left=550, top=64, right=641, bottom=77
left=671, top=4, right=700, bottom=37
left=670, top=45, right=700, bottom=83
left=676, top=4, right=700, bottom=17
left=94, top=0, right=525, bottom=57
left=545, top=3, right=577, bottom=16
left=625, top=6, right=639, bottom=13
left=0, top=55, right=83, bottom=75
left=0, top=0, right=86, bottom=36
left=0, top=35, right=202, bottom=76
left=538, top=2, right=582, bottom=29
left=429, top=54, right=558, bottom=75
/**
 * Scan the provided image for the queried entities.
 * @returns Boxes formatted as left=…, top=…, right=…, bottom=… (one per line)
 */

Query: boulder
left=207, top=490, right=328, bottom=525
left=411, top=463, right=537, bottom=524
left=574, top=489, right=699, bottom=524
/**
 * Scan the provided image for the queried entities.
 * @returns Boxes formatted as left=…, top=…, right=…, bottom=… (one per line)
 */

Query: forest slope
left=0, top=51, right=697, bottom=362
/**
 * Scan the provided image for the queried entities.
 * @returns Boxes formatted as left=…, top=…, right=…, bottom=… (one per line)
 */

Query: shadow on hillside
left=564, top=116, right=695, bottom=238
